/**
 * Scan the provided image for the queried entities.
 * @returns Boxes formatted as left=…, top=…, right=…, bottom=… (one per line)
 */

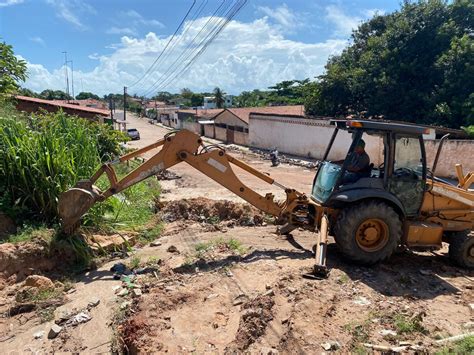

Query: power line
left=142, top=0, right=247, bottom=97
left=139, top=0, right=228, bottom=97
left=156, top=0, right=247, bottom=93
left=127, top=0, right=197, bottom=89
left=140, top=0, right=238, bottom=97
left=134, top=0, right=209, bottom=95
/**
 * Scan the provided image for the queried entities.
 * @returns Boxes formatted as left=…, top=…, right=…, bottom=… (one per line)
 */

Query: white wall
left=425, top=140, right=474, bottom=178
left=182, top=121, right=200, bottom=134
left=249, top=115, right=383, bottom=165
left=249, top=114, right=474, bottom=178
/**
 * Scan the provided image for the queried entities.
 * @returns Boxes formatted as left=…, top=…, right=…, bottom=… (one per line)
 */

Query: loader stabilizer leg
left=303, top=214, right=330, bottom=279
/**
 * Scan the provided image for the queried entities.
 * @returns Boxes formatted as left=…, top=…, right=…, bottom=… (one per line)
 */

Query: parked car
left=127, top=128, right=140, bottom=140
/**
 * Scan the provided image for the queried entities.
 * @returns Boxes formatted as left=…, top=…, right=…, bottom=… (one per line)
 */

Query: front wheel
left=334, top=201, right=402, bottom=265
left=448, top=231, right=474, bottom=269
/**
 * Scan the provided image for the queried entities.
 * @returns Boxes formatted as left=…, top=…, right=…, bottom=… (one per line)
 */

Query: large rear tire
left=448, top=231, right=474, bottom=269
left=334, top=201, right=402, bottom=265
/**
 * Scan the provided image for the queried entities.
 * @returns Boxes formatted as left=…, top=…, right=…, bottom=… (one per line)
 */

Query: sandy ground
left=0, top=114, right=473, bottom=353
left=123, top=112, right=315, bottom=202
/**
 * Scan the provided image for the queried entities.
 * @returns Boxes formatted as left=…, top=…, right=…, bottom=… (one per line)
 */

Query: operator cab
left=311, top=120, right=429, bottom=217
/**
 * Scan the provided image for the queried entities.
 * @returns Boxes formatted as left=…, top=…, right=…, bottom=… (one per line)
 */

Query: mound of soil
left=158, top=198, right=270, bottom=226
left=0, top=238, right=57, bottom=288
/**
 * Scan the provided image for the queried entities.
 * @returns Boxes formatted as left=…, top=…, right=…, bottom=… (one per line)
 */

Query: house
left=177, top=108, right=223, bottom=134
left=210, top=105, right=305, bottom=145
left=15, top=96, right=110, bottom=123
left=203, top=95, right=233, bottom=109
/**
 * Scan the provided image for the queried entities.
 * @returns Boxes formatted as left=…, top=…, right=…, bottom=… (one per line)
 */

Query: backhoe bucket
left=58, top=180, right=102, bottom=234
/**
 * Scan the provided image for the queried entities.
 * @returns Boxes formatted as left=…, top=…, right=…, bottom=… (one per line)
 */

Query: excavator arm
left=58, top=130, right=314, bottom=234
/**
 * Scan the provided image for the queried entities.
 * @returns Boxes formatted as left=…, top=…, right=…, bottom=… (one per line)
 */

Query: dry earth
left=0, top=113, right=473, bottom=354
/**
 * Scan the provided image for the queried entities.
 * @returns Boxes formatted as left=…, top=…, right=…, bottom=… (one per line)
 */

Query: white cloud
left=121, top=9, right=165, bottom=28
left=46, top=0, right=96, bottom=30
left=0, top=0, right=23, bottom=7
left=258, top=3, right=297, bottom=31
left=29, top=36, right=45, bottom=46
left=364, top=8, right=385, bottom=18
left=106, top=27, right=137, bottom=36
left=22, top=16, right=347, bottom=96
left=325, top=5, right=362, bottom=37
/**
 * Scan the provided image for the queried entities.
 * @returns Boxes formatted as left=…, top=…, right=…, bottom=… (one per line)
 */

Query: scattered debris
left=156, top=170, right=181, bottom=180
left=120, top=301, right=132, bottom=310
left=64, top=312, right=91, bottom=327
left=167, top=245, right=179, bottom=253
left=87, top=297, right=100, bottom=309
left=363, top=343, right=408, bottom=352
left=380, top=329, right=397, bottom=337
left=48, top=324, right=62, bottom=339
left=435, top=331, right=474, bottom=344
left=132, top=288, right=142, bottom=297
left=33, top=330, right=45, bottom=339
left=233, top=293, right=248, bottom=306
left=462, top=322, right=474, bottom=329
left=321, top=341, right=341, bottom=351
left=353, top=296, right=371, bottom=306
left=150, top=240, right=162, bottom=247
left=117, top=288, right=129, bottom=297
left=205, top=293, right=219, bottom=301
left=134, top=266, right=158, bottom=275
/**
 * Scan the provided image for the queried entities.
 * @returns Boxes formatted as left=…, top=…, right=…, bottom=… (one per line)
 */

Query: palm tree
left=213, top=87, right=226, bottom=108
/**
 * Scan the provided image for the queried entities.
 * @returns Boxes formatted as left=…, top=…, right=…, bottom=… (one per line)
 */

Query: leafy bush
left=0, top=108, right=126, bottom=222
left=463, top=125, right=474, bottom=138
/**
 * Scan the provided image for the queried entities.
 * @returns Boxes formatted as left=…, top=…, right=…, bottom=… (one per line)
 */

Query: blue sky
left=0, top=0, right=401, bottom=96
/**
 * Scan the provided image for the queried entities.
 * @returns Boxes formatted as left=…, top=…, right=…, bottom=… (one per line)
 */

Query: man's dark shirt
left=347, top=151, right=370, bottom=172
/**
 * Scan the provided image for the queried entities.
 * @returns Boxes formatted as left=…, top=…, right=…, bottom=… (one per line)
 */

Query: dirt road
left=123, top=112, right=315, bottom=202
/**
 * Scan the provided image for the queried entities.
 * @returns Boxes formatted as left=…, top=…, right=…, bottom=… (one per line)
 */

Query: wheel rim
left=355, top=218, right=389, bottom=252
left=468, top=243, right=474, bottom=260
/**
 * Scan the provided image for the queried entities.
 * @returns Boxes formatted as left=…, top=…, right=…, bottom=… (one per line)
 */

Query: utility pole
left=62, top=51, right=69, bottom=100
left=70, top=60, right=75, bottom=100
left=123, top=86, right=127, bottom=130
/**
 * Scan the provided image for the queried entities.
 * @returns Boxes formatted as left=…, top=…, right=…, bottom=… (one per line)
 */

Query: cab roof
left=331, top=119, right=428, bottom=135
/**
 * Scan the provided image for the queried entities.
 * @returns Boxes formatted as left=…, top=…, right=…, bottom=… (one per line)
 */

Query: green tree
left=76, top=91, right=100, bottom=100
left=304, top=0, right=474, bottom=128
left=18, top=87, right=39, bottom=98
left=189, top=93, right=204, bottom=107
left=0, top=40, right=27, bottom=97
left=213, top=87, right=225, bottom=108
left=40, top=89, right=72, bottom=100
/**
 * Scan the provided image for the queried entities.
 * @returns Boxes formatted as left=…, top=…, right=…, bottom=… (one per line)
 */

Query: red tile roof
left=15, top=96, right=110, bottom=116
left=178, top=108, right=224, bottom=119
left=224, top=105, right=305, bottom=124
left=53, top=99, right=108, bottom=109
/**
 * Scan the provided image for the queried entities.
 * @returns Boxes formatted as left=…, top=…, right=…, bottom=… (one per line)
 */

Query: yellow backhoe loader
left=58, top=120, right=474, bottom=277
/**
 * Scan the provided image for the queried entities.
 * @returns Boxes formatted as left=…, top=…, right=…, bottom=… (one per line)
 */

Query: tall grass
left=0, top=109, right=126, bottom=222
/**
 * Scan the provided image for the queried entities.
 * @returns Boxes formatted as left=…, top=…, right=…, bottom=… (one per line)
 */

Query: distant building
left=203, top=95, right=233, bottom=109
left=210, top=105, right=304, bottom=145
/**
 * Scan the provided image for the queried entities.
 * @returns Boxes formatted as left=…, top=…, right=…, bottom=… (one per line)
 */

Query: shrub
left=0, top=108, right=126, bottom=222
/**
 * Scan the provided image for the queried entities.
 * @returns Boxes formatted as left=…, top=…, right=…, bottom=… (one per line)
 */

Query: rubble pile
left=158, top=197, right=270, bottom=226
left=250, top=148, right=319, bottom=169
